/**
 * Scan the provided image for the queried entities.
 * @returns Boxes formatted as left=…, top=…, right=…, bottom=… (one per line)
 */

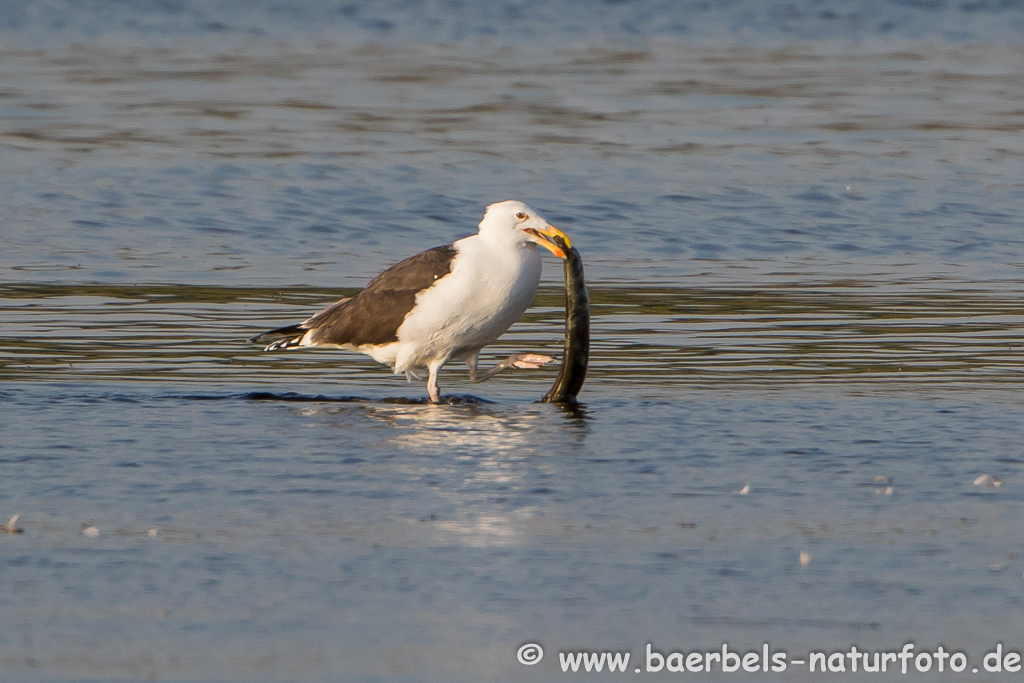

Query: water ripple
left=4, top=283, right=1024, bottom=392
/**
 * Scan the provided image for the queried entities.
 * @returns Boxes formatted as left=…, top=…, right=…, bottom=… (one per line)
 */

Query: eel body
left=541, top=240, right=590, bottom=403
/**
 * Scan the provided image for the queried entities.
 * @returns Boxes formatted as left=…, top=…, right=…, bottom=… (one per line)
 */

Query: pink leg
left=466, top=352, right=556, bottom=383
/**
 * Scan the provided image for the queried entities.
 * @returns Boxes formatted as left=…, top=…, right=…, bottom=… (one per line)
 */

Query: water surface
left=3, top=3, right=1024, bottom=682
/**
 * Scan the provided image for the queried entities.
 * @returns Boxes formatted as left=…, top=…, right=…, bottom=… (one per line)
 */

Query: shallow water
left=4, top=2, right=1024, bottom=682
left=6, top=282, right=1024, bottom=389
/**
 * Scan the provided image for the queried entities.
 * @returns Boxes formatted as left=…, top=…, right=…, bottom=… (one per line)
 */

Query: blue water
left=3, top=2, right=1024, bottom=682
left=5, top=0, right=1024, bottom=47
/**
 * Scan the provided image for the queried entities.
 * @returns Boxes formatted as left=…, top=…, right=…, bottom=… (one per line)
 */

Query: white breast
left=391, top=236, right=542, bottom=374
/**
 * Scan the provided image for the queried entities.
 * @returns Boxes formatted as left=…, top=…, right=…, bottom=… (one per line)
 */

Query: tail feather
left=250, top=323, right=308, bottom=350
left=263, top=336, right=306, bottom=351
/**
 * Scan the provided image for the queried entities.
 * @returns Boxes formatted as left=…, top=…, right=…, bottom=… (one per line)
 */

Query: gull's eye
left=515, top=211, right=527, bottom=220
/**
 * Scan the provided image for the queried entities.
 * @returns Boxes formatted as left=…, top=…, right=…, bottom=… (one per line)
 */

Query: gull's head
left=479, top=200, right=572, bottom=259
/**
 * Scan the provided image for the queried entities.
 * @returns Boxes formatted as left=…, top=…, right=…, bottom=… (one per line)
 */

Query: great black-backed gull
left=251, top=200, right=572, bottom=403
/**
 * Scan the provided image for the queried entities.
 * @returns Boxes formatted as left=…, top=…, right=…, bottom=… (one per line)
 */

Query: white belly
left=391, top=239, right=542, bottom=374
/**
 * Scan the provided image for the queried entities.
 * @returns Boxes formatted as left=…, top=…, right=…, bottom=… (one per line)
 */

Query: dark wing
left=255, top=244, right=458, bottom=349
left=247, top=296, right=356, bottom=349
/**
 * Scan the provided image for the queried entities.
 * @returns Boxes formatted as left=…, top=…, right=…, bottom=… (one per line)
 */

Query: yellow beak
left=524, top=224, right=572, bottom=259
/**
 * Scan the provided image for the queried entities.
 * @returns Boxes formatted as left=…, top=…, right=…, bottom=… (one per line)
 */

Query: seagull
left=251, top=200, right=572, bottom=403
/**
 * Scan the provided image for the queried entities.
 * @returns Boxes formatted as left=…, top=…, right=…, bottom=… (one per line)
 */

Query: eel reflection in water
left=541, top=236, right=590, bottom=403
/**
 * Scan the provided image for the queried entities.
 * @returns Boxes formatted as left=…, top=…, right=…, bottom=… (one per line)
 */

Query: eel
left=540, top=237, right=590, bottom=403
